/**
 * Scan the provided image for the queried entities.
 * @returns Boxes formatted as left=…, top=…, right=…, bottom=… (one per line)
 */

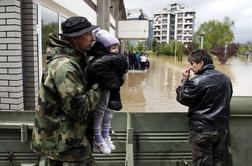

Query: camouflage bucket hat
left=61, top=16, right=98, bottom=37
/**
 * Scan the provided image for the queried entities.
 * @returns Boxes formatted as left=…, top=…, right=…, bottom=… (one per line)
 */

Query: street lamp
left=199, top=32, right=205, bottom=49
left=224, top=41, right=228, bottom=57
left=174, top=40, right=177, bottom=61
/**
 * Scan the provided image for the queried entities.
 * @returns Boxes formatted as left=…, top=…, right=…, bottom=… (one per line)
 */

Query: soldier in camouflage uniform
left=32, top=16, right=102, bottom=166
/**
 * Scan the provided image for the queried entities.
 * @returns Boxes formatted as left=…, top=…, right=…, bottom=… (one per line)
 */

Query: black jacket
left=176, top=64, right=233, bottom=130
left=87, top=42, right=128, bottom=91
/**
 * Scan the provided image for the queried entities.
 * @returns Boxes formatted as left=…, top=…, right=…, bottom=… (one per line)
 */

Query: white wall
left=118, top=20, right=149, bottom=39
left=52, top=0, right=97, bottom=24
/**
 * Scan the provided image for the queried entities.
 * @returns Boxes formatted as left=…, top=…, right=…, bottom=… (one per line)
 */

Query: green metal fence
left=0, top=96, right=251, bottom=166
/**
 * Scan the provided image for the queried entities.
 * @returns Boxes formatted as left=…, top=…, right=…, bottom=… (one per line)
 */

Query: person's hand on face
left=182, top=68, right=191, bottom=80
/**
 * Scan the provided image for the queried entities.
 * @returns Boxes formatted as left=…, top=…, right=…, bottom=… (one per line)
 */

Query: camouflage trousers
left=189, top=129, right=228, bottom=166
left=46, top=157, right=98, bottom=166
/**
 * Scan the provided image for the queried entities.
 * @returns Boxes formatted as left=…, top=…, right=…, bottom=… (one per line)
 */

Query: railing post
left=39, top=156, right=47, bottom=166
left=125, top=112, right=134, bottom=166
left=20, top=124, right=28, bottom=143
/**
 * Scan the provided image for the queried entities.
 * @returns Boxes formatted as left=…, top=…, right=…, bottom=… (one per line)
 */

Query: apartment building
left=153, top=3, right=195, bottom=44
left=0, top=0, right=126, bottom=111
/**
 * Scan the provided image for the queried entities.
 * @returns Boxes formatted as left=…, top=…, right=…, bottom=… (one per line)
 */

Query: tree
left=154, top=40, right=184, bottom=61
left=195, top=17, right=235, bottom=50
left=126, top=41, right=134, bottom=53
left=42, top=21, right=59, bottom=54
left=210, top=43, right=239, bottom=64
left=238, top=42, right=252, bottom=56
left=152, top=38, right=158, bottom=52
left=168, top=40, right=184, bottom=61
left=136, top=41, right=145, bottom=52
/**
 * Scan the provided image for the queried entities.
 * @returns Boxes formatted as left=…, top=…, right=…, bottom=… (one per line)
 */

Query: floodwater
left=121, top=56, right=252, bottom=112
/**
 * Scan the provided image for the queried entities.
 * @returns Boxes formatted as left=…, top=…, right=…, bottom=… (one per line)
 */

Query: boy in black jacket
left=87, top=29, right=127, bottom=154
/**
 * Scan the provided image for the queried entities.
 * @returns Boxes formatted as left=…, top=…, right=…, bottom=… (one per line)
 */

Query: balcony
left=154, top=28, right=161, bottom=32
left=184, top=27, right=193, bottom=30
left=153, top=35, right=159, bottom=38
left=177, top=26, right=183, bottom=30
left=184, top=15, right=194, bottom=19
left=184, top=21, right=193, bottom=25
left=183, top=33, right=193, bottom=37
left=153, top=22, right=161, bottom=26
left=177, top=20, right=183, bottom=24
left=162, top=14, right=168, bottom=18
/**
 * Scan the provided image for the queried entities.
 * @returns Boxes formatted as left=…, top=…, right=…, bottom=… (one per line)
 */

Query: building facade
left=0, top=0, right=126, bottom=111
left=125, top=8, right=153, bottom=49
left=153, top=3, right=195, bottom=44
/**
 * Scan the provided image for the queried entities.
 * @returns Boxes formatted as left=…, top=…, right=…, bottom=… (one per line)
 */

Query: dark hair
left=188, top=49, right=213, bottom=65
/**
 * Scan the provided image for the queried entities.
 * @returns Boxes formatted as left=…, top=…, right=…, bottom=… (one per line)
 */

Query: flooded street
left=121, top=56, right=252, bottom=112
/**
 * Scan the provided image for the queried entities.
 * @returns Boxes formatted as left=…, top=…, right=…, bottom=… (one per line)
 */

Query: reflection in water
left=121, top=56, right=252, bottom=112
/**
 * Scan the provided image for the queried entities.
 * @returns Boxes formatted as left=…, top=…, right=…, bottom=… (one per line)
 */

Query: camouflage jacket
left=32, top=33, right=101, bottom=162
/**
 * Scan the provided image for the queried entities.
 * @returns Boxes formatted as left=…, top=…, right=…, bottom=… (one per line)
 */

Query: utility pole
left=199, top=32, right=205, bottom=49
left=174, top=41, right=177, bottom=61
left=224, top=41, right=228, bottom=56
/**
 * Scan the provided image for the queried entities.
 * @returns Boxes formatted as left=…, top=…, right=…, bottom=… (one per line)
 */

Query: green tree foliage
left=156, top=43, right=172, bottom=55
left=42, top=21, right=59, bottom=53
left=154, top=40, right=184, bottom=61
left=152, top=38, right=158, bottom=52
left=136, top=41, right=145, bottom=52
left=238, top=42, right=252, bottom=55
left=126, top=41, right=135, bottom=53
left=174, top=42, right=184, bottom=62
left=195, top=17, right=235, bottom=50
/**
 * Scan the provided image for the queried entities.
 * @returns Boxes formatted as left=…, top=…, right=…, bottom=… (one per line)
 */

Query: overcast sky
left=124, top=0, right=252, bottom=43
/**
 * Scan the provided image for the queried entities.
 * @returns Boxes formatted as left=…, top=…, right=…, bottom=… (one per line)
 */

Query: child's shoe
left=104, top=136, right=115, bottom=150
left=94, top=140, right=111, bottom=155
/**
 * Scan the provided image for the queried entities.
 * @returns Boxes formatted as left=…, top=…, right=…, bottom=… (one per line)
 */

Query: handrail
left=125, top=112, right=134, bottom=166
left=0, top=96, right=252, bottom=165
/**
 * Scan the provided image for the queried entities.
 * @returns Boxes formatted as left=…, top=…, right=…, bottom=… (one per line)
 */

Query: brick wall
left=0, top=0, right=24, bottom=111
left=21, top=0, right=38, bottom=110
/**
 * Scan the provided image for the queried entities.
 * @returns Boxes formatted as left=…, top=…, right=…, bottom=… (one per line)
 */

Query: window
left=177, top=13, right=183, bottom=17
left=177, top=36, right=182, bottom=40
left=59, top=16, right=67, bottom=33
left=37, top=5, right=68, bottom=83
left=177, top=18, right=183, bottom=23
left=60, top=16, right=67, bottom=23
left=41, top=6, right=59, bottom=69
left=177, top=30, right=182, bottom=34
